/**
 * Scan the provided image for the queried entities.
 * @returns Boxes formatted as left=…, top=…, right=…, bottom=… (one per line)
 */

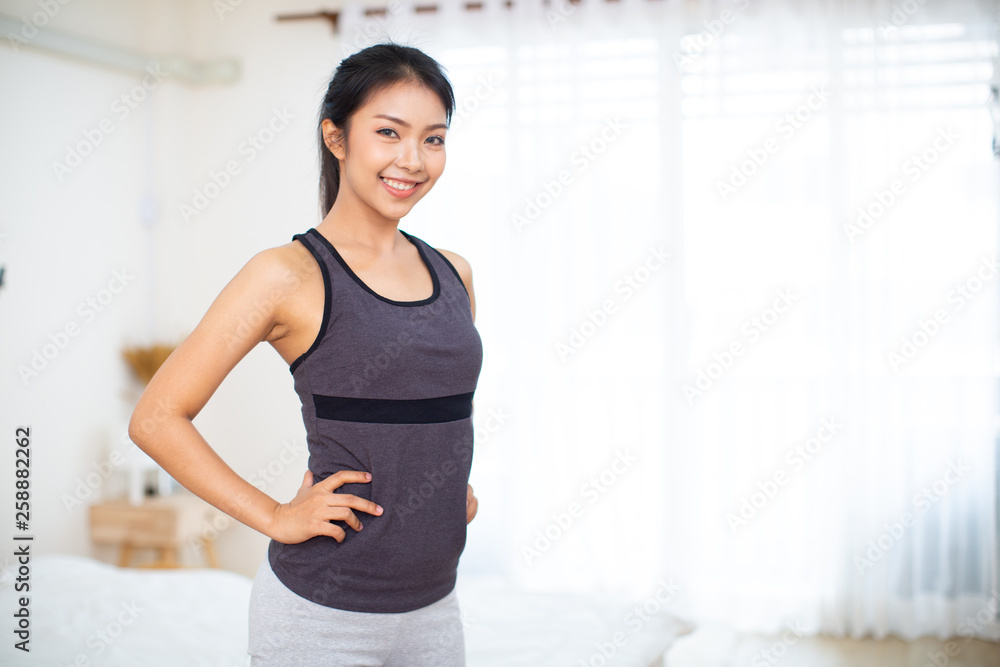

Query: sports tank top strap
left=291, top=228, right=339, bottom=283
left=288, top=230, right=334, bottom=375
left=405, top=231, right=472, bottom=304
left=293, top=227, right=469, bottom=309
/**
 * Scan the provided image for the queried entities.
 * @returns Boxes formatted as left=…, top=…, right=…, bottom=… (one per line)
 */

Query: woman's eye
left=377, top=128, right=444, bottom=145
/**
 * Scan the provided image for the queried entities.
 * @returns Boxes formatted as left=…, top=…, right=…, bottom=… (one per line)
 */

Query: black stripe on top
left=313, top=392, right=475, bottom=424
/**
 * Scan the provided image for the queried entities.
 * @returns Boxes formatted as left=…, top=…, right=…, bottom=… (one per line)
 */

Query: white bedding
left=2, top=554, right=252, bottom=667
left=0, top=555, right=691, bottom=666
left=457, top=576, right=692, bottom=667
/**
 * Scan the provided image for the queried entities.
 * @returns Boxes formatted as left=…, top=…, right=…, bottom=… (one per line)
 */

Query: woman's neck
left=317, top=190, right=404, bottom=254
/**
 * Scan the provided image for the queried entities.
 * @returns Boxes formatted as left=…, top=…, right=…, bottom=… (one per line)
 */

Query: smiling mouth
left=380, top=176, right=419, bottom=191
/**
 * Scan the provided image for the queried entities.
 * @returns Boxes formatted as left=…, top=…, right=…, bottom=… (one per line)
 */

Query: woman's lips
left=380, top=176, right=422, bottom=199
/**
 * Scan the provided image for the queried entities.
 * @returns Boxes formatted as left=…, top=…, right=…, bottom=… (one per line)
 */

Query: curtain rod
left=276, top=0, right=609, bottom=33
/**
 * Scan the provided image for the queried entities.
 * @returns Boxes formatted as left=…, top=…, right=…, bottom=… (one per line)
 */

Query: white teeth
left=381, top=177, right=416, bottom=191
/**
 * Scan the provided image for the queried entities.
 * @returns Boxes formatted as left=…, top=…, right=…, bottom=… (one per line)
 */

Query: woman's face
left=325, top=80, right=448, bottom=223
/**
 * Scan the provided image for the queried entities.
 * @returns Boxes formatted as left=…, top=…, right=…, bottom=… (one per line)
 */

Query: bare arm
left=128, top=246, right=381, bottom=544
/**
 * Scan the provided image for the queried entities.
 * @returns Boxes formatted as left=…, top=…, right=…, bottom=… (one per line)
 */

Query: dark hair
left=317, top=41, right=456, bottom=216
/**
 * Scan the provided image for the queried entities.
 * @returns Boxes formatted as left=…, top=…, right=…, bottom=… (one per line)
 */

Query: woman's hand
left=466, top=483, right=478, bottom=524
left=269, top=470, right=383, bottom=544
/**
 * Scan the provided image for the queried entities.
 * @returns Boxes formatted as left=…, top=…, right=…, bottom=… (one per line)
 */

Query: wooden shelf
left=89, top=493, right=220, bottom=568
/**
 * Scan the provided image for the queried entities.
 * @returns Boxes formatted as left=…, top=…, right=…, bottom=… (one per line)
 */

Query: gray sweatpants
left=247, top=555, right=466, bottom=667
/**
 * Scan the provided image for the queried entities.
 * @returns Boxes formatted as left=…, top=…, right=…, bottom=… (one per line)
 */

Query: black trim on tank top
left=307, top=228, right=440, bottom=307
left=426, top=245, right=471, bottom=303
left=288, top=233, right=333, bottom=375
left=313, top=391, right=475, bottom=424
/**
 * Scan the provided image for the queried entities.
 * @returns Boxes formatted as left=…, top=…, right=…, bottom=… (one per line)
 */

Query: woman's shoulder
left=237, top=237, right=321, bottom=297
left=429, top=245, right=475, bottom=316
left=431, top=246, right=472, bottom=285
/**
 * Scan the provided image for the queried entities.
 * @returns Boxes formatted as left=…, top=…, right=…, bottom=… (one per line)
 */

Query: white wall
left=0, top=0, right=186, bottom=570
left=0, top=0, right=380, bottom=578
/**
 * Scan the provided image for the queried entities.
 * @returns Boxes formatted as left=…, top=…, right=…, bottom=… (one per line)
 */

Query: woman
left=129, top=42, right=482, bottom=666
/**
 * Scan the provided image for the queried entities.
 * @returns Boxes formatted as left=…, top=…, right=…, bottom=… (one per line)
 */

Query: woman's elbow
left=127, top=406, right=151, bottom=452
left=127, top=393, right=169, bottom=452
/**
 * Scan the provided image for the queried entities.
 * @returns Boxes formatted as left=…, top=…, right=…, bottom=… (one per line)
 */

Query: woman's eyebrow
left=373, top=114, right=447, bottom=131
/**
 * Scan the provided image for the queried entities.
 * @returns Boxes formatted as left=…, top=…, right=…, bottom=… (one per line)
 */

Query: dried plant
left=122, top=343, right=176, bottom=385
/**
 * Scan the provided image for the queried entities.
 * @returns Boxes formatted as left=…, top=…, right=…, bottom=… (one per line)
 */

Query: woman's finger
left=466, top=487, right=478, bottom=524
left=319, top=469, right=372, bottom=491
left=317, top=521, right=348, bottom=543
left=326, top=493, right=383, bottom=518
left=326, top=507, right=363, bottom=532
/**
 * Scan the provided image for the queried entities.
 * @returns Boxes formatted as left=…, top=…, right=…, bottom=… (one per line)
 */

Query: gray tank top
left=267, top=227, right=483, bottom=613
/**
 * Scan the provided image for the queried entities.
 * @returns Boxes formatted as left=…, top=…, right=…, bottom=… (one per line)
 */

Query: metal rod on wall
left=0, top=12, right=240, bottom=84
left=276, top=0, right=594, bottom=34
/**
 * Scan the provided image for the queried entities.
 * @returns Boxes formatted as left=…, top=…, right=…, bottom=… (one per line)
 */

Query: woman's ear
left=321, top=119, right=346, bottom=160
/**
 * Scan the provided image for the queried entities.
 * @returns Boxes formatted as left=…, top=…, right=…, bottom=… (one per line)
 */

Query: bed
left=0, top=554, right=692, bottom=666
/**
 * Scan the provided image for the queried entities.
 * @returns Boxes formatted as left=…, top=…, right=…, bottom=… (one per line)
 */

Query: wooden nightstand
left=89, top=493, right=221, bottom=568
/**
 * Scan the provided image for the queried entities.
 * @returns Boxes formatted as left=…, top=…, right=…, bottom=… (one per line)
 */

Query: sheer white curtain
left=338, top=0, right=1000, bottom=640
